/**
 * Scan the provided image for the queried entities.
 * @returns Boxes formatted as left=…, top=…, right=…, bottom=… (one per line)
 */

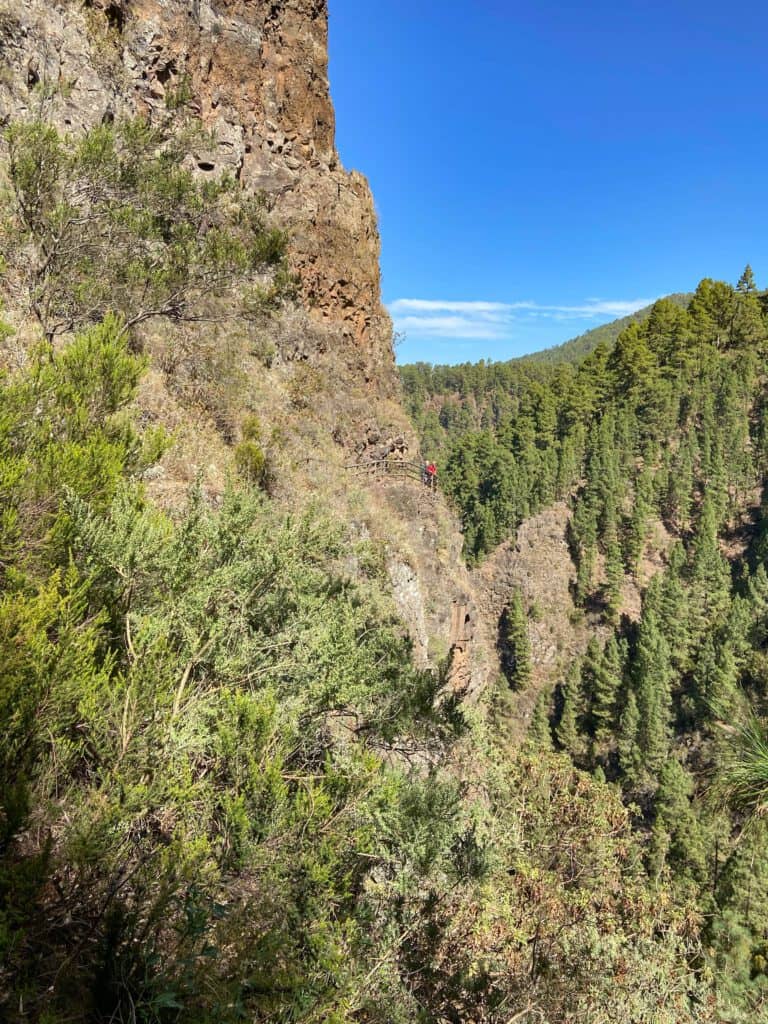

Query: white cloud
left=389, top=299, right=530, bottom=315
left=388, top=295, right=657, bottom=341
left=394, top=314, right=509, bottom=340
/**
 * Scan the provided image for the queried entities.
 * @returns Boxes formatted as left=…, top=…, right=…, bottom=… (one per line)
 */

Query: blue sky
left=328, top=0, right=768, bottom=364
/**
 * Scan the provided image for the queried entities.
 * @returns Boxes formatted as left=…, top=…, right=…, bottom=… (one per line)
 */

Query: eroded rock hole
left=105, top=3, right=124, bottom=32
left=157, top=61, right=177, bottom=86
left=197, top=161, right=215, bottom=172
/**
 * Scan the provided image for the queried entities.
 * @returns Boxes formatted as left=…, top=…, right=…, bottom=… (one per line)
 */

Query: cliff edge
left=0, top=0, right=491, bottom=697
left=0, top=0, right=393, bottom=385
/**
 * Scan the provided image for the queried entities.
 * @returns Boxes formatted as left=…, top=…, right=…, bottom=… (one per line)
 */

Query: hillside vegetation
left=0, top=118, right=749, bottom=1024
left=522, top=292, right=690, bottom=365
left=404, top=267, right=768, bottom=1020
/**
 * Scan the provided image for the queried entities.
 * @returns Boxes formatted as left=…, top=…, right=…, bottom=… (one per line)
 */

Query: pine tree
left=571, top=487, right=598, bottom=600
left=602, top=505, right=624, bottom=623
left=555, top=434, right=580, bottom=498
left=618, top=688, right=642, bottom=785
left=556, top=663, right=584, bottom=758
left=608, top=323, right=657, bottom=399
left=644, top=297, right=693, bottom=366
left=527, top=690, right=553, bottom=750
left=633, top=610, right=673, bottom=776
left=709, top=819, right=768, bottom=1015
left=625, top=466, right=653, bottom=573
left=726, top=593, right=754, bottom=667
left=499, top=590, right=532, bottom=690
left=653, top=759, right=708, bottom=884
left=688, top=278, right=736, bottom=349
left=732, top=285, right=766, bottom=349
left=575, top=542, right=596, bottom=607
left=666, top=441, right=694, bottom=532
left=748, top=564, right=768, bottom=621
left=689, top=496, right=732, bottom=641
left=589, top=636, right=623, bottom=741
left=643, top=569, right=690, bottom=675
left=693, top=635, right=739, bottom=722
left=737, top=264, right=757, bottom=294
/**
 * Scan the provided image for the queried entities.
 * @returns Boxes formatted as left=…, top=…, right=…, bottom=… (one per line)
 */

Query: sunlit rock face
left=0, top=0, right=395, bottom=387
left=0, top=0, right=493, bottom=696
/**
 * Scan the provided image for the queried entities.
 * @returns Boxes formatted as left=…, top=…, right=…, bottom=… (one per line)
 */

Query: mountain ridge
left=520, top=291, right=691, bottom=364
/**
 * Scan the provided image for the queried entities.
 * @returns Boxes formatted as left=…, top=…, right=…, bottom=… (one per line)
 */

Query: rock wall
left=471, top=503, right=599, bottom=739
left=471, top=502, right=677, bottom=738
left=0, top=0, right=493, bottom=699
left=0, top=0, right=394, bottom=386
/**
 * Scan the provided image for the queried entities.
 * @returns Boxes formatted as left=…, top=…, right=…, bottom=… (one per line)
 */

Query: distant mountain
left=521, top=292, right=691, bottom=365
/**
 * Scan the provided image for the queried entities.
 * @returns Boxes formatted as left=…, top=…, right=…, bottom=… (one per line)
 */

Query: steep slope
left=0, top=0, right=489, bottom=693
left=0, top=6, right=753, bottom=1022
left=0, top=0, right=392, bottom=382
left=472, top=501, right=676, bottom=740
left=405, top=267, right=768, bottom=1020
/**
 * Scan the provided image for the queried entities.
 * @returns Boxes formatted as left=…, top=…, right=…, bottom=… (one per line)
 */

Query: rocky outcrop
left=0, top=0, right=394, bottom=386
left=473, top=504, right=586, bottom=700
left=369, top=477, right=489, bottom=699
left=471, top=502, right=678, bottom=738
left=470, top=503, right=599, bottom=738
left=0, top=0, right=493, bottom=698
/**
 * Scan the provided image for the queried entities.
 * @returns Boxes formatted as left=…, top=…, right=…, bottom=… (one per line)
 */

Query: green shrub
left=2, top=118, right=288, bottom=344
left=164, top=73, right=193, bottom=110
left=234, top=438, right=267, bottom=485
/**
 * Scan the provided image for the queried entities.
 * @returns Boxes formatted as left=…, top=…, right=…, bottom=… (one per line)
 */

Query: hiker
left=425, top=461, right=437, bottom=490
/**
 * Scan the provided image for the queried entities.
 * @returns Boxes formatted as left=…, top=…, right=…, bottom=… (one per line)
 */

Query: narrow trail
left=305, top=453, right=436, bottom=484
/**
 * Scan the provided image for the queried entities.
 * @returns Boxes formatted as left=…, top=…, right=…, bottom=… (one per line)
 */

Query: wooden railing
left=343, top=458, right=434, bottom=484
left=303, top=455, right=437, bottom=487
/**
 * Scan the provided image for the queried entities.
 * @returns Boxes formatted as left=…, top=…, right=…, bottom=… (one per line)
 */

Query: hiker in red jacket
left=425, top=461, right=437, bottom=490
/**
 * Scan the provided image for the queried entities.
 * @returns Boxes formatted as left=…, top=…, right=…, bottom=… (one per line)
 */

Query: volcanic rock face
left=0, top=0, right=393, bottom=386
left=0, top=0, right=492, bottom=697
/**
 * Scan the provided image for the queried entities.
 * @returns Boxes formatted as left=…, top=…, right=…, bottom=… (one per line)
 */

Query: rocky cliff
left=0, top=0, right=492, bottom=697
left=0, top=0, right=393, bottom=385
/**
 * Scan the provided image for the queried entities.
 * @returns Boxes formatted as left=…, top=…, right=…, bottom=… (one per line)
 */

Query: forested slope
left=0, top=113, right=737, bottom=1024
left=522, top=291, right=690, bottom=365
left=404, top=268, right=768, bottom=1020
left=2, top=4, right=767, bottom=1020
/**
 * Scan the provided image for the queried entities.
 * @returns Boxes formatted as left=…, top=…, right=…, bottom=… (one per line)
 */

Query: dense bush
left=1, top=119, right=288, bottom=343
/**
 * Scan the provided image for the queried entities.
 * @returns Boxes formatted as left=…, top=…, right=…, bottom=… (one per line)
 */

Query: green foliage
left=402, top=271, right=767, bottom=565
left=403, top=266, right=768, bottom=1022
left=498, top=589, right=532, bottom=689
left=1, top=309, right=718, bottom=1022
left=527, top=689, right=553, bottom=749
left=1, top=118, right=287, bottom=341
left=522, top=292, right=691, bottom=365
left=582, top=635, right=622, bottom=742
left=0, top=324, right=474, bottom=1022
left=164, top=73, right=194, bottom=110
left=3, top=115, right=766, bottom=1022
left=234, top=414, right=268, bottom=486
left=0, top=314, right=157, bottom=570
left=717, top=714, right=768, bottom=815
left=708, top=819, right=768, bottom=1018
left=555, top=663, right=585, bottom=758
